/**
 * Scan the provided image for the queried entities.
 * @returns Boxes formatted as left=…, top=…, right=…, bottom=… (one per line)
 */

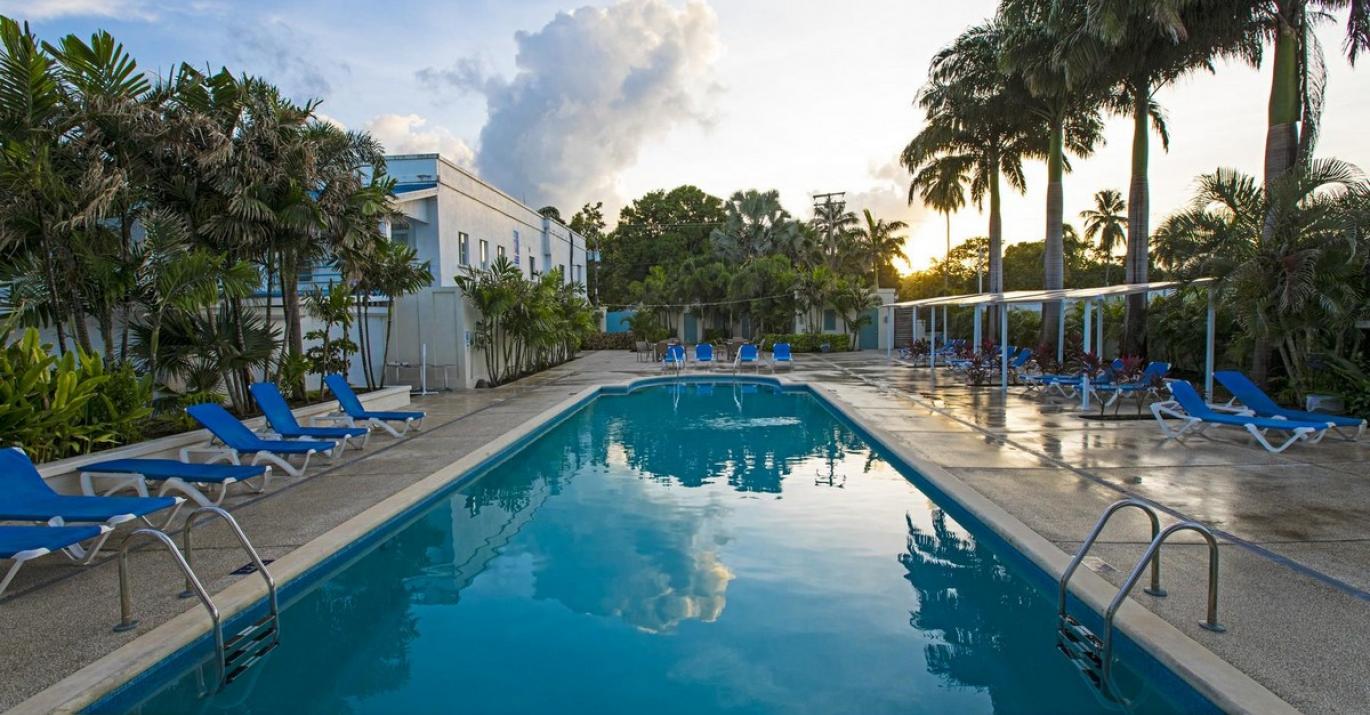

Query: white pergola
left=882, top=279, right=1219, bottom=407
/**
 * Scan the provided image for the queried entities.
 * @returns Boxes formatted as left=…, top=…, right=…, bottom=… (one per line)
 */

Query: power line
left=597, top=292, right=796, bottom=311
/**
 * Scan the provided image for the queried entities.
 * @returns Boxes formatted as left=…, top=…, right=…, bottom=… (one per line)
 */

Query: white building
left=383, top=153, right=590, bottom=389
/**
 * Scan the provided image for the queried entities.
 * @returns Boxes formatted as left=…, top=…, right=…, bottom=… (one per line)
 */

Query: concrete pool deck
left=2, top=349, right=1367, bottom=713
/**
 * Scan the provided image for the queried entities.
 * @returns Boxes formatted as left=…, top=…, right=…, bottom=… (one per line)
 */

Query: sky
left=4, top=0, right=1367, bottom=272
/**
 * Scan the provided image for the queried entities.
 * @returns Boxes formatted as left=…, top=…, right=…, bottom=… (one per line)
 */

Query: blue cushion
left=82, top=459, right=266, bottom=484
left=0, top=525, right=103, bottom=558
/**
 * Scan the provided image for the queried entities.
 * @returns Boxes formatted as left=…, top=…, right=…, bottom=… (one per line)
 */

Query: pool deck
left=3, top=349, right=1368, bottom=713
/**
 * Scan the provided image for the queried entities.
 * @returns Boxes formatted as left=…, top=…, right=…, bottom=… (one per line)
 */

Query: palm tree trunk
left=380, top=298, right=395, bottom=388
left=1041, top=118, right=1066, bottom=347
left=1254, top=6, right=1302, bottom=384
left=986, top=160, right=1004, bottom=331
left=1124, top=85, right=1151, bottom=356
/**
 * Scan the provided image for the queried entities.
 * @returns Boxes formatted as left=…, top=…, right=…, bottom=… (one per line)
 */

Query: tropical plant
left=0, top=328, right=126, bottom=461
left=850, top=209, right=909, bottom=290
left=1152, top=160, right=1369, bottom=393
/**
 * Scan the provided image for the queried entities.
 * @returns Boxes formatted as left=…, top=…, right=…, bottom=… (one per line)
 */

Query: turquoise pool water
left=99, top=382, right=1209, bottom=714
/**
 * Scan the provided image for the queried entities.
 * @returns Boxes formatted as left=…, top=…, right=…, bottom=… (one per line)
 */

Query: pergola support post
left=1000, top=301, right=1009, bottom=393
left=1096, top=300, right=1104, bottom=357
left=1056, top=299, right=1066, bottom=365
left=973, top=306, right=982, bottom=352
left=1205, top=287, right=1216, bottom=400
left=929, top=307, right=936, bottom=369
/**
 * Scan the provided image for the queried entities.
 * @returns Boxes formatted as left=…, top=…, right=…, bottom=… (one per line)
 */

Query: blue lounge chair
left=1214, top=370, right=1366, bottom=440
left=250, top=382, right=371, bottom=450
left=771, top=343, right=793, bottom=371
left=1151, top=380, right=1329, bottom=453
left=0, top=448, right=183, bottom=562
left=1091, top=362, right=1171, bottom=410
left=78, top=459, right=272, bottom=508
left=322, top=374, right=425, bottom=438
left=1, top=524, right=109, bottom=597
left=734, top=343, right=759, bottom=372
left=694, top=344, right=715, bottom=370
left=186, top=403, right=337, bottom=477
left=661, top=344, right=686, bottom=373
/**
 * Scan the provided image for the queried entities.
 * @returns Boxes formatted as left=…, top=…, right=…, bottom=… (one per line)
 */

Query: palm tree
left=999, top=0, right=1106, bottom=345
left=710, top=189, right=800, bottom=263
left=809, top=200, right=859, bottom=271
left=849, top=209, right=909, bottom=290
left=1257, top=2, right=1369, bottom=193
left=908, top=157, right=967, bottom=291
left=1079, top=189, right=1127, bottom=284
left=1153, top=161, right=1367, bottom=391
left=1065, top=1, right=1262, bottom=353
left=904, top=22, right=1043, bottom=316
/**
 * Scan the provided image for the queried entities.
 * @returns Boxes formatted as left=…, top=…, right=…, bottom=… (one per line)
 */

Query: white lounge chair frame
left=1150, top=400, right=1321, bottom=454
left=0, top=524, right=113, bottom=595
left=79, top=466, right=273, bottom=508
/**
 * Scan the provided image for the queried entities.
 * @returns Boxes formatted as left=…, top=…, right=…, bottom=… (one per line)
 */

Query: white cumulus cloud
left=417, top=0, right=721, bottom=211
left=363, top=113, right=476, bottom=167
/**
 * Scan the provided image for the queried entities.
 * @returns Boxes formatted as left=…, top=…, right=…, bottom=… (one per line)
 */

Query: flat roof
left=883, top=279, right=1216, bottom=309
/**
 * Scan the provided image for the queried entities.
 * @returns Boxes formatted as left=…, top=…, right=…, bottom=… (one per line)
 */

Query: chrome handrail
left=1058, top=498, right=1166, bottom=621
left=179, top=507, right=278, bottom=627
left=1102, top=521, right=1224, bottom=684
left=114, top=528, right=225, bottom=686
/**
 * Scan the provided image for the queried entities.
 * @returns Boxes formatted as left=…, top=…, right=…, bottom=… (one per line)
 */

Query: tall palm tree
left=1065, top=1, right=1262, bottom=353
left=904, top=22, right=1043, bottom=311
left=1258, top=2, right=1369, bottom=192
left=849, top=209, right=909, bottom=290
left=999, top=0, right=1106, bottom=345
left=1079, top=189, right=1127, bottom=284
left=908, top=157, right=967, bottom=291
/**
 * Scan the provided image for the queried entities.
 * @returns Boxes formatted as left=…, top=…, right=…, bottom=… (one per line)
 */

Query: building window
left=497, top=245, right=505, bottom=259
left=458, top=232, right=469, bottom=266
left=479, top=239, right=489, bottom=268
left=823, top=309, right=837, bottom=332
left=391, top=222, right=411, bottom=248
left=560, top=264, right=567, bottom=282
left=528, top=256, right=537, bottom=277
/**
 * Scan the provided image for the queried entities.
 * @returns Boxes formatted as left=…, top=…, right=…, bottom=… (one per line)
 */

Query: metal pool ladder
left=114, top=506, right=279, bottom=692
left=1056, top=498, right=1225, bottom=699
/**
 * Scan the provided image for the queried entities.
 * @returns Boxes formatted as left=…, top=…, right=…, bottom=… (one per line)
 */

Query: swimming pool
left=91, top=381, right=1215, bottom=714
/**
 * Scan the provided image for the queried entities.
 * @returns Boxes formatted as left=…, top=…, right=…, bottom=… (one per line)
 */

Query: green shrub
left=0, top=328, right=120, bottom=462
left=759, top=333, right=851, bottom=353
left=582, top=332, right=636, bottom=350
left=86, top=361, right=153, bottom=444
left=703, top=328, right=731, bottom=342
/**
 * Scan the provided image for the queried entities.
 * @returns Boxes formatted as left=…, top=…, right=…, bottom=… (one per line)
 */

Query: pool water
left=103, top=383, right=1206, bottom=714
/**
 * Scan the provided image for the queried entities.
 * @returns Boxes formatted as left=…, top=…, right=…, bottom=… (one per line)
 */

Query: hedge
left=581, top=332, right=637, bottom=350
left=759, top=333, right=851, bottom=353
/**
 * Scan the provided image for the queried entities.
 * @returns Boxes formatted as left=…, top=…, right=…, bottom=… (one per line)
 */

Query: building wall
left=384, top=154, right=589, bottom=389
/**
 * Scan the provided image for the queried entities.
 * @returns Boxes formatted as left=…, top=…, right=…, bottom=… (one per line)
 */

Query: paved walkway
left=3, top=350, right=1367, bottom=713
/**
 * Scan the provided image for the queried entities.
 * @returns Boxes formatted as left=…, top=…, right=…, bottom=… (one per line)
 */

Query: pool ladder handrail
left=179, top=506, right=280, bottom=687
left=113, top=507, right=277, bottom=693
left=1057, top=498, right=1225, bottom=698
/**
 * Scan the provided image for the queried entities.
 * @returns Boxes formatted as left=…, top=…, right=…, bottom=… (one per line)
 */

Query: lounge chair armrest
left=310, top=413, right=356, bottom=427
left=1150, top=400, right=1188, bottom=420
left=1206, top=403, right=1254, bottom=415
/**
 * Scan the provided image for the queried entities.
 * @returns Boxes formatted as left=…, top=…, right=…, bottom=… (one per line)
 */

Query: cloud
left=417, top=0, right=721, bottom=210
left=230, top=19, right=343, bottom=100
left=363, top=113, right=476, bottom=167
left=841, top=161, right=931, bottom=273
left=0, top=0, right=156, bottom=20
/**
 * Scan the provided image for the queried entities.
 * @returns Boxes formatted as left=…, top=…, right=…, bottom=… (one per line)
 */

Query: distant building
left=382, top=154, right=590, bottom=389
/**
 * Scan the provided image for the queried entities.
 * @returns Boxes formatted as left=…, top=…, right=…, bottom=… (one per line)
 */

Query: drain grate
left=231, top=559, right=275, bottom=576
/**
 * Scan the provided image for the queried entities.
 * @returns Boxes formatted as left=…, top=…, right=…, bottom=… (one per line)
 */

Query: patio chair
left=1090, top=362, right=1171, bottom=411
left=0, top=448, right=183, bottom=563
left=186, top=403, right=338, bottom=477
left=661, top=344, right=686, bottom=372
left=1007, top=348, right=1034, bottom=383
left=251, top=382, right=370, bottom=450
left=634, top=341, right=651, bottom=363
left=694, top=343, right=715, bottom=370
left=1151, top=380, right=1329, bottom=453
left=734, top=343, right=760, bottom=372
left=1, top=524, right=109, bottom=597
left=771, top=343, right=794, bottom=371
left=78, top=458, right=272, bottom=508
left=322, top=374, right=426, bottom=438
left=1214, top=370, right=1366, bottom=440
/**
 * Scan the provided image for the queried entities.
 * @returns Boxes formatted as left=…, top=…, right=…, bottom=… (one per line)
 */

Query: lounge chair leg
left=252, top=451, right=305, bottom=478
left=372, top=418, right=403, bottom=439
left=0, top=557, right=29, bottom=598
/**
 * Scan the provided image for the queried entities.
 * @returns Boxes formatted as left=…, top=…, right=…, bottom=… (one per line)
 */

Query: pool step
left=223, top=614, right=280, bottom=684
left=1056, top=616, right=1109, bottom=694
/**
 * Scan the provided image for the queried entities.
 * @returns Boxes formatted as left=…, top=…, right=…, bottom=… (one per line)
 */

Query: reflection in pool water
left=108, top=383, right=1202, bottom=714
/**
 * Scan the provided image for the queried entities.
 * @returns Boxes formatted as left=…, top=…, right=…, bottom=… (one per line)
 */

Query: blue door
left=858, top=308, right=879, bottom=350
left=683, top=314, right=699, bottom=343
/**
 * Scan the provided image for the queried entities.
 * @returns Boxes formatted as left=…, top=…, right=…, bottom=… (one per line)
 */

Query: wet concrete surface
left=3, top=350, right=1368, bottom=713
